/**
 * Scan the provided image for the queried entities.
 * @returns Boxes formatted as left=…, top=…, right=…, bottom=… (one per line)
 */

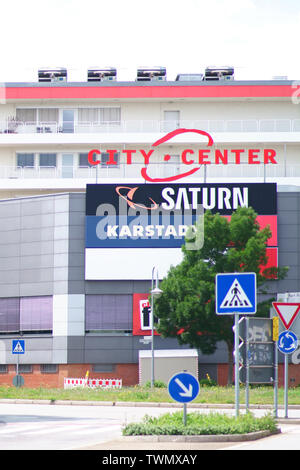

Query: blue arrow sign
left=277, top=330, right=298, bottom=354
left=168, top=372, right=199, bottom=403
left=216, top=272, right=256, bottom=315
left=12, top=340, right=25, bottom=354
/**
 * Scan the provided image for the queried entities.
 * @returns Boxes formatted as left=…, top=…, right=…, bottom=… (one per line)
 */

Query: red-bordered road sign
left=272, top=302, right=300, bottom=329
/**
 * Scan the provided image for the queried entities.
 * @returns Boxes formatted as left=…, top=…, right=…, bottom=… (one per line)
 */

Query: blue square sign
left=215, top=272, right=256, bottom=315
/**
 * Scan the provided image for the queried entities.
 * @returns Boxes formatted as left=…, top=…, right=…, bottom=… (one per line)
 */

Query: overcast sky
left=1, top=0, right=300, bottom=82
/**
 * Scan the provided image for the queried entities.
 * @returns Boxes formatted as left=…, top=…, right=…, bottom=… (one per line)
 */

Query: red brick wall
left=0, top=362, right=299, bottom=389
left=0, top=363, right=139, bottom=388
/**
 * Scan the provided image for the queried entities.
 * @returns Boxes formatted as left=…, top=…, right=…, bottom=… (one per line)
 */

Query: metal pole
left=151, top=267, right=155, bottom=388
left=234, top=313, right=240, bottom=418
left=274, top=341, right=278, bottom=418
left=245, top=317, right=249, bottom=413
left=183, top=403, right=187, bottom=426
left=284, top=354, right=288, bottom=418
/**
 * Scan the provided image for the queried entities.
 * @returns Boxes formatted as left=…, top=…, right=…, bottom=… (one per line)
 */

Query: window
left=16, top=108, right=59, bottom=124
left=40, top=364, right=58, bottom=374
left=85, top=294, right=132, bottom=332
left=39, top=153, right=57, bottom=167
left=16, top=109, right=37, bottom=123
left=79, top=153, right=93, bottom=167
left=92, top=364, right=115, bottom=373
left=20, top=296, right=53, bottom=332
left=0, top=298, right=20, bottom=333
left=0, top=365, right=8, bottom=374
left=17, top=153, right=35, bottom=168
left=0, top=296, right=53, bottom=334
left=16, top=364, right=32, bottom=373
left=78, top=107, right=120, bottom=124
left=101, top=152, right=120, bottom=168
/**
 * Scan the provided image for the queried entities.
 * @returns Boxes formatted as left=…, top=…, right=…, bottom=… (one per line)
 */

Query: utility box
left=138, top=349, right=198, bottom=385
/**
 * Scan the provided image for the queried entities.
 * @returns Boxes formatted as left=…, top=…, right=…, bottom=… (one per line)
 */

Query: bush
left=144, top=380, right=166, bottom=388
left=122, top=411, right=278, bottom=436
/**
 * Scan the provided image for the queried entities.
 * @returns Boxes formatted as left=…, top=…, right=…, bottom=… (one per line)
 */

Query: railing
left=1, top=119, right=300, bottom=134
left=2, top=163, right=300, bottom=179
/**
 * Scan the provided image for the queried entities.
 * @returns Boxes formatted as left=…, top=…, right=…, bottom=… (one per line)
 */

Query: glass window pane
left=39, top=153, right=57, bottom=167
left=39, top=108, right=59, bottom=123
left=0, top=298, right=20, bottom=332
left=20, top=296, right=53, bottom=331
left=17, top=153, right=35, bottom=167
left=16, top=109, right=37, bottom=123
left=85, top=294, right=132, bottom=330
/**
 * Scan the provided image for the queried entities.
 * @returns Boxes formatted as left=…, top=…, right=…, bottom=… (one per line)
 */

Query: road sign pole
left=284, top=354, right=288, bottom=418
left=234, top=313, right=240, bottom=418
left=274, top=341, right=278, bottom=418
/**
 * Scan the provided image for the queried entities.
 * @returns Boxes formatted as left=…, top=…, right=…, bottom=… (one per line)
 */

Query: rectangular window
left=16, top=109, right=37, bottom=123
left=79, top=153, right=93, bottom=167
left=39, top=153, right=57, bottom=167
left=38, top=108, right=59, bottom=123
left=78, top=108, right=120, bottom=124
left=0, top=365, right=8, bottom=373
left=17, top=364, right=32, bottom=373
left=85, top=295, right=132, bottom=331
left=0, top=298, right=20, bottom=333
left=20, top=296, right=53, bottom=332
left=99, top=107, right=120, bottom=124
left=92, top=364, right=115, bottom=373
left=101, top=152, right=120, bottom=167
left=17, top=153, right=35, bottom=168
left=40, top=364, right=58, bottom=374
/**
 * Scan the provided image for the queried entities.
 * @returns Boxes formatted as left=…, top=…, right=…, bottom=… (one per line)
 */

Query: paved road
left=1, top=401, right=300, bottom=451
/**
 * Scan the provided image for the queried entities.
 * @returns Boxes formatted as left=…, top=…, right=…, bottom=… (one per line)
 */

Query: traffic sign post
left=277, top=330, right=298, bottom=418
left=12, top=340, right=25, bottom=386
left=168, top=372, right=200, bottom=425
left=215, top=273, right=256, bottom=418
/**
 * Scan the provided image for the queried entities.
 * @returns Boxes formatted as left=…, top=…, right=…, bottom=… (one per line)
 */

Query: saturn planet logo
left=115, top=186, right=158, bottom=210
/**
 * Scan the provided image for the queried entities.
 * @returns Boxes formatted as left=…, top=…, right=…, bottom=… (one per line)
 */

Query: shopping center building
left=0, top=66, right=300, bottom=387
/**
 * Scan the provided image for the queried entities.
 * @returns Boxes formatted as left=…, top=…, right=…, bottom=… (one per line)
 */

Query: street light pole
left=150, top=267, right=163, bottom=388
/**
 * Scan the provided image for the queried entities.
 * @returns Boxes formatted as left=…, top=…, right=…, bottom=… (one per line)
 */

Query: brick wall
left=0, top=363, right=139, bottom=388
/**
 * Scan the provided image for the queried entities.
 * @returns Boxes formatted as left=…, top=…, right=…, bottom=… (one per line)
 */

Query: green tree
left=154, top=207, right=288, bottom=385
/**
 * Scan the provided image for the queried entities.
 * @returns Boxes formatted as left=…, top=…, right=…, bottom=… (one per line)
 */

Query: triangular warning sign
left=272, top=302, right=300, bottom=329
left=13, top=341, right=24, bottom=353
left=220, top=278, right=253, bottom=309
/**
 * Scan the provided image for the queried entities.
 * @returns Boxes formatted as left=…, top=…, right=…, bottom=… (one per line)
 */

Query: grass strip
left=122, top=410, right=279, bottom=436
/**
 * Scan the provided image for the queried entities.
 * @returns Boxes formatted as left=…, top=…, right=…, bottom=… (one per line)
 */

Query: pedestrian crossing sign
left=215, top=273, right=256, bottom=315
left=12, top=339, right=25, bottom=354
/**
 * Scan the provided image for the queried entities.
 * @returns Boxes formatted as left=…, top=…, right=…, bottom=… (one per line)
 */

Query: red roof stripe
left=3, top=85, right=295, bottom=100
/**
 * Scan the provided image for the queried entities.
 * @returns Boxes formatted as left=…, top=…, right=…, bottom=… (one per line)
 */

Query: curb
left=1, top=398, right=300, bottom=411
left=121, top=429, right=281, bottom=443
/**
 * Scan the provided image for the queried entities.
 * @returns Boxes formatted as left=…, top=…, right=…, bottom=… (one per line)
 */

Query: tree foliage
left=154, top=207, right=288, bottom=382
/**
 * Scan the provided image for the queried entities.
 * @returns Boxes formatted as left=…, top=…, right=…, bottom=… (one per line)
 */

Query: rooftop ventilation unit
left=136, top=66, right=166, bottom=81
left=38, top=67, right=67, bottom=82
left=87, top=67, right=117, bottom=82
left=204, top=66, right=234, bottom=81
left=176, top=73, right=204, bottom=81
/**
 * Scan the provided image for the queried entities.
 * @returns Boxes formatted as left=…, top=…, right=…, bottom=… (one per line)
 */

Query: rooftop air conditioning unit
left=136, top=66, right=166, bottom=81
left=204, top=66, right=234, bottom=81
left=87, top=67, right=117, bottom=82
left=175, top=73, right=204, bottom=81
left=38, top=67, right=67, bottom=82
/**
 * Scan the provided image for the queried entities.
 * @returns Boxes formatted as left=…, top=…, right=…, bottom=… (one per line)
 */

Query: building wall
left=0, top=187, right=298, bottom=386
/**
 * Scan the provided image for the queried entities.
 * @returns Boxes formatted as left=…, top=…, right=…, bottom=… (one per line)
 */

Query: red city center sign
left=87, top=128, right=277, bottom=182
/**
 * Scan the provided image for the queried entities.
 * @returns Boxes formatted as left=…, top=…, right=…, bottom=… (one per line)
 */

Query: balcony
left=0, top=162, right=299, bottom=185
left=1, top=118, right=300, bottom=135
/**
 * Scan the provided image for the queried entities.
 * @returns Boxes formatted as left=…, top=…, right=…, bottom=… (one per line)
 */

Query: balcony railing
left=1, top=163, right=300, bottom=180
left=1, top=119, right=300, bottom=135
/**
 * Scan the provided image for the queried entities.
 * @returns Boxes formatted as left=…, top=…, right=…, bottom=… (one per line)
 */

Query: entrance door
left=61, top=154, right=74, bottom=178
left=62, top=109, right=75, bottom=133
